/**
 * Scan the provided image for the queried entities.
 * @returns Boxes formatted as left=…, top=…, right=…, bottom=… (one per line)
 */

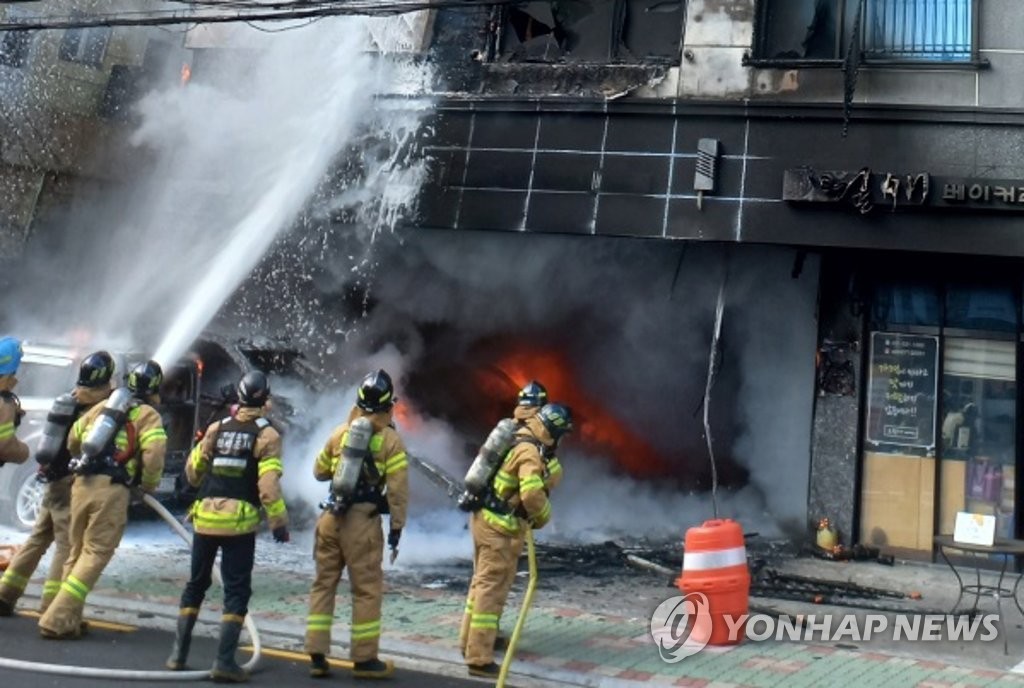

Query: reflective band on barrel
left=683, top=546, right=747, bottom=571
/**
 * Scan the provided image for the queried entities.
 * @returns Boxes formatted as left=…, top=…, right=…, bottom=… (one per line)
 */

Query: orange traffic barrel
left=676, top=519, right=750, bottom=646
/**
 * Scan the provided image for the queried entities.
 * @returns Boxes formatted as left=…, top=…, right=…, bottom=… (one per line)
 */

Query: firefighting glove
left=388, top=528, right=402, bottom=549
left=272, top=526, right=290, bottom=543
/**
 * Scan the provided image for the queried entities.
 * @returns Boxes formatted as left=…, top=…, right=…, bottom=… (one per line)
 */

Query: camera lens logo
left=650, top=592, right=712, bottom=662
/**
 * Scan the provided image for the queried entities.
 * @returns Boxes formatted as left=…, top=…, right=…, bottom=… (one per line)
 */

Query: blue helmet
left=517, top=380, right=548, bottom=408
left=0, top=337, right=23, bottom=376
left=538, top=403, right=573, bottom=440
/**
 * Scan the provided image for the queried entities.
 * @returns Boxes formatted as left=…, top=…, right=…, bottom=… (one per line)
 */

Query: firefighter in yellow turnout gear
left=459, top=381, right=563, bottom=655
left=38, top=360, right=167, bottom=639
left=0, top=336, right=29, bottom=466
left=463, top=402, right=573, bottom=679
left=0, top=352, right=115, bottom=616
left=167, top=370, right=288, bottom=683
left=305, top=369, right=408, bottom=680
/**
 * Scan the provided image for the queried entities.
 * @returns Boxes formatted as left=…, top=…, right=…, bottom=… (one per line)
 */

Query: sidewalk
left=10, top=546, right=1024, bottom=688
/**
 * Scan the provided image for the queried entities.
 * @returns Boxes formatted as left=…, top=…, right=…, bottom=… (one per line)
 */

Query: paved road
left=0, top=614, right=487, bottom=687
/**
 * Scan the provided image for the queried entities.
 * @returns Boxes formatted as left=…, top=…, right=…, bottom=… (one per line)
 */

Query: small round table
left=933, top=535, right=1024, bottom=654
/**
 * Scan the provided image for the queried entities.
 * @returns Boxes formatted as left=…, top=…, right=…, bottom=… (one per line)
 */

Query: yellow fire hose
left=496, top=528, right=537, bottom=688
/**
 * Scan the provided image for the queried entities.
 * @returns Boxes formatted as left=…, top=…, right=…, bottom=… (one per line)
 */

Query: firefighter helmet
left=517, top=380, right=548, bottom=408
left=0, top=337, right=22, bottom=376
left=538, top=403, right=573, bottom=440
left=237, top=370, right=270, bottom=407
left=77, top=350, right=115, bottom=388
left=127, top=360, right=163, bottom=398
left=356, top=369, right=396, bottom=413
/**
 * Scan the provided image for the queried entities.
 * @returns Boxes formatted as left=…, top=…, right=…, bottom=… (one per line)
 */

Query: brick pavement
left=35, top=558, right=1024, bottom=688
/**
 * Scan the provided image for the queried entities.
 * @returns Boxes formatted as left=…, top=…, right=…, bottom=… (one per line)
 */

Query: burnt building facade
left=413, top=0, right=1024, bottom=557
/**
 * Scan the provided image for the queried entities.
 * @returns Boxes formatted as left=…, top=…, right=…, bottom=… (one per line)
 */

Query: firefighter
left=305, top=369, right=408, bottom=680
left=459, top=380, right=562, bottom=653
left=166, top=370, right=289, bottom=682
left=513, top=381, right=563, bottom=491
left=0, top=351, right=115, bottom=616
left=462, top=402, right=573, bottom=678
left=38, top=359, right=167, bottom=639
left=0, top=336, right=28, bottom=466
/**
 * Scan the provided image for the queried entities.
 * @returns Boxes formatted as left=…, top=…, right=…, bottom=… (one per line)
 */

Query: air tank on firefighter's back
left=35, top=393, right=78, bottom=466
left=332, top=417, right=373, bottom=499
left=80, top=387, right=133, bottom=459
left=463, top=418, right=517, bottom=496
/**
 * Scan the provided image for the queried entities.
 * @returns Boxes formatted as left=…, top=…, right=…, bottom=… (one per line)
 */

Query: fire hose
left=497, top=527, right=537, bottom=688
left=0, top=493, right=262, bottom=680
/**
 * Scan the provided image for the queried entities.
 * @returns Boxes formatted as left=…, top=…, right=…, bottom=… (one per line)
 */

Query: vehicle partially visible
left=0, top=337, right=315, bottom=530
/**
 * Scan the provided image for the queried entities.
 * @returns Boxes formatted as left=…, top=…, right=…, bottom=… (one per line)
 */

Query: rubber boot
left=352, top=658, right=395, bottom=679
left=210, top=619, right=248, bottom=683
left=309, top=653, right=331, bottom=678
left=166, top=612, right=198, bottom=670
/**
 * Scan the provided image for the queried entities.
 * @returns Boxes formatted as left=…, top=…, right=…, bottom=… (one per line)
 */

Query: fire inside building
left=1, top=0, right=1022, bottom=563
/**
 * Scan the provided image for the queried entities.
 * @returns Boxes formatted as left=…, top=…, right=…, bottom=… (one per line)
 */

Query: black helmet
left=356, top=369, right=395, bottom=413
left=538, top=403, right=573, bottom=441
left=78, top=350, right=115, bottom=388
left=517, top=380, right=548, bottom=408
left=237, top=370, right=270, bottom=407
left=127, top=360, right=163, bottom=398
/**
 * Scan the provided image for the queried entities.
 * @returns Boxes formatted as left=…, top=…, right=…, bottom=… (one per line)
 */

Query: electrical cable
left=0, top=0, right=521, bottom=31
left=0, top=493, right=262, bottom=681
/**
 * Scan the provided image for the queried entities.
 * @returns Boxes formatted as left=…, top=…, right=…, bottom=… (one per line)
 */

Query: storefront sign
left=783, top=167, right=1024, bottom=215
left=865, top=332, right=939, bottom=449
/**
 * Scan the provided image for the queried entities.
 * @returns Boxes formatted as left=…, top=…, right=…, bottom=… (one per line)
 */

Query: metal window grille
left=863, top=0, right=973, bottom=60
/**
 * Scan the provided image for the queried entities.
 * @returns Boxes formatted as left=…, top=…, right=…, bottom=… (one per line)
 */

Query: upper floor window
left=59, top=23, right=111, bottom=68
left=0, top=30, right=31, bottom=68
left=498, top=0, right=684, bottom=64
left=753, top=0, right=976, bottom=64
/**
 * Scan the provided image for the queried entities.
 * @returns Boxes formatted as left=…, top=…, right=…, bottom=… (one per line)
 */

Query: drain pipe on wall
left=703, top=252, right=730, bottom=520
left=0, top=494, right=262, bottom=681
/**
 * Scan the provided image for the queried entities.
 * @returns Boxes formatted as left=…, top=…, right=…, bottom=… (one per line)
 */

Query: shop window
left=59, top=21, right=111, bottom=68
left=871, top=282, right=940, bottom=327
left=753, top=0, right=975, bottom=63
left=0, top=30, right=31, bottom=68
left=945, top=285, right=1018, bottom=332
left=938, top=338, right=1016, bottom=546
left=499, top=0, right=683, bottom=64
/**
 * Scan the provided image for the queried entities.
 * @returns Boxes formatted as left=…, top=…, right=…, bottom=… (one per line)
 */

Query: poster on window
left=866, top=332, right=939, bottom=449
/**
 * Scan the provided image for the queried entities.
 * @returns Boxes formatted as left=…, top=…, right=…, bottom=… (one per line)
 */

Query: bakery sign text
left=782, top=167, right=1024, bottom=215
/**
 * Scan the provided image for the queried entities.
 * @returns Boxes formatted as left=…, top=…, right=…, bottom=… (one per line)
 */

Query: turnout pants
left=179, top=531, right=256, bottom=621
left=38, top=475, right=130, bottom=636
left=304, top=504, right=384, bottom=662
left=0, top=476, right=73, bottom=612
left=462, top=511, right=524, bottom=667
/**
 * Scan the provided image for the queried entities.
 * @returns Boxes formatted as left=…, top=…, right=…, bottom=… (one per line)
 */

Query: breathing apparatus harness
left=319, top=417, right=390, bottom=517
left=199, top=415, right=270, bottom=507
left=69, top=388, right=140, bottom=487
left=35, top=392, right=88, bottom=483
left=458, top=423, right=546, bottom=517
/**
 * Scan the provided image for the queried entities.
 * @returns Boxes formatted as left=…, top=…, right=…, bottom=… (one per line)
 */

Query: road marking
left=17, top=610, right=137, bottom=633
left=1011, top=656, right=1024, bottom=674
left=241, top=646, right=354, bottom=669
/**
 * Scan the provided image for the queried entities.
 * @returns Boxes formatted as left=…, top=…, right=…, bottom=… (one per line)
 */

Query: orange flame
left=487, top=346, right=674, bottom=479
left=180, top=63, right=192, bottom=86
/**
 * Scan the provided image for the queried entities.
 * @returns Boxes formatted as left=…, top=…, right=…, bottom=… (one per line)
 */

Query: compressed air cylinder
left=81, top=387, right=132, bottom=459
left=35, top=393, right=78, bottom=466
left=332, top=417, right=373, bottom=499
left=463, top=418, right=517, bottom=496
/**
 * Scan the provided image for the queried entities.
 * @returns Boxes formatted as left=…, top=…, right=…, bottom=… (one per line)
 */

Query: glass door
left=938, top=338, right=1017, bottom=542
